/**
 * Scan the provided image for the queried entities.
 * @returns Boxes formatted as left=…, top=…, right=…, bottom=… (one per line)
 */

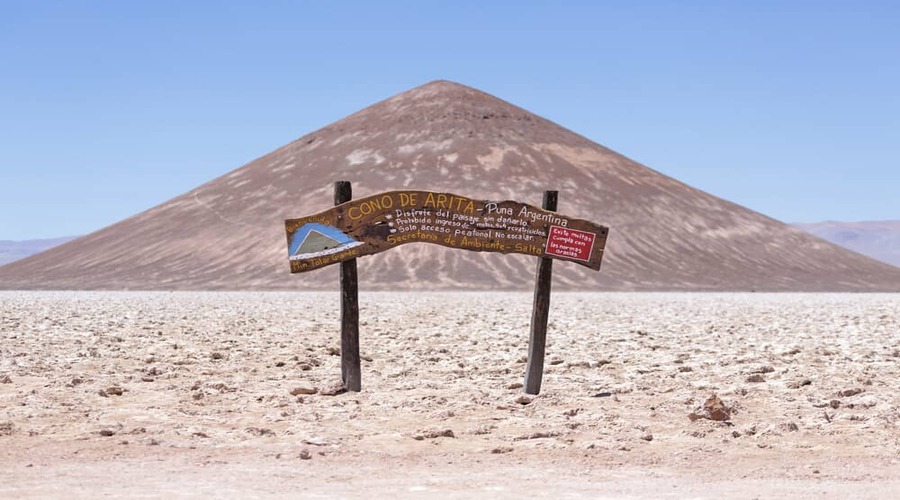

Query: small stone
left=210, top=352, right=225, bottom=361
left=781, top=422, right=799, bottom=432
left=303, top=437, right=331, bottom=446
left=507, top=382, right=524, bottom=390
left=515, top=395, right=534, bottom=405
left=319, top=383, right=346, bottom=396
left=298, top=363, right=312, bottom=371
left=732, top=430, right=742, bottom=438
left=246, top=427, right=276, bottom=437
left=746, top=374, right=766, bottom=383
left=787, top=379, right=812, bottom=389
left=705, top=396, right=731, bottom=421
left=829, top=399, right=841, bottom=409
left=99, top=429, right=116, bottom=437
left=549, top=358, right=564, bottom=365
left=299, top=449, right=312, bottom=460
left=491, top=447, right=513, bottom=454
left=105, top=386, right=124, bottom=396
left=838, top=388, right=863, bottom=398
left=289, top=385, right=318, bottom=396
left=0, top=374, right=12, bottom=384
left=678, top=366, right=693, bottom=373
left=414, top=429, right=455, bottom=440
left=325, top=346, right=340, bottom=356
left=640, top=433, right=653, bottom=442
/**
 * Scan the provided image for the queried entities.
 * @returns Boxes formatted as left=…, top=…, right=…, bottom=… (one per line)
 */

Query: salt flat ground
left=1, top=291, right=898, bottom=498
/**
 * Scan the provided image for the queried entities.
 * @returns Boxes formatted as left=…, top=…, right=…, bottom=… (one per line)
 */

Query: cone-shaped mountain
left=2, top=80, right=899, bottom=291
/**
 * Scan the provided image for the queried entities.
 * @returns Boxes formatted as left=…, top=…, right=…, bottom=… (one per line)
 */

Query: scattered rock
left=507, top=382, right=524, bottom=390
left=515, top=395, right=534, bottom=405
left=210, top=352, right=225, bottom=361
left=704, top=395, right=732, bottom=421
left=549, top=358, right=564, bottom=365
left=838, top=388, right=864, bottom=398
left=592, top=392, right=613, bottom=398
left=289, top=384, right=318, bottom=396
left=192, top=432, right=209, bottom=438
left=689, top=394, right=732, bottom=422
left=0, top=422, right=14, bottom=436
left=302, top=437, right=332, bottom=446
left=778, top=422, right=799, bottom=432
left=746, top=374, right=766, bottom=383
left=787, top=379, right=812, bottom=389
left=325, top=346, right=340, bottom=356
left=99, top=386, right=124, bottom=397
left=513, top=431, right=560, bottom=441
left=299, top=449, right=312, bottom=460
left=98, top=429, right=116, bottom=437
left=563, top=408, right=580, bottom=417
left=829, top=399, right=841, bottom=409
left=678, top=366, right=693, bottom=373
left=246, top=427, right=276, bottom=437
left=0, top=374, right=12, bottom=384
left=413, top=429, right=455, bottom=440
left=491, top=447, right=513, bottom=454
left=640, top=433, right=654, bottom=442
left=319, top=383, right=347, bottom=396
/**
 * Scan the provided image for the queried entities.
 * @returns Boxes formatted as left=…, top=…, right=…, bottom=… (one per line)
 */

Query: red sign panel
left=544, top=226, right=595, bottom=262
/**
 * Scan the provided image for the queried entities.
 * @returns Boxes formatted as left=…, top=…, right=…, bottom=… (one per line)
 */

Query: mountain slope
left=795, top=221, right=900, bottom=268
left=0, top=237, right=77, bottom=267
left=2, top=81, right=899, bottom=291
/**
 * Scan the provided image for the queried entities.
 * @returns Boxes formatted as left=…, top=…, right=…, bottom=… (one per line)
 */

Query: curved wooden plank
left=284, top=190, right=608, bottom=273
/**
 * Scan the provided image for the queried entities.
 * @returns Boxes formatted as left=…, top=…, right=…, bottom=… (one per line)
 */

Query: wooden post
left=524, top=190, right=558, bottom=395
left=335, top=181, right=361, bottom=392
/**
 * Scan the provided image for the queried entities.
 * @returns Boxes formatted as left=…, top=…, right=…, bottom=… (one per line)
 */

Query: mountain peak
left=2, top=82, right=899, bottom=291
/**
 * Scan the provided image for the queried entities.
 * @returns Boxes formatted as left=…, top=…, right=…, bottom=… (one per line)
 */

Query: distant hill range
left=793, top=221, right=900, bottom=269
left=1, top=80, right=899, bottom=291
left=0, top=237, right=77, bottom=267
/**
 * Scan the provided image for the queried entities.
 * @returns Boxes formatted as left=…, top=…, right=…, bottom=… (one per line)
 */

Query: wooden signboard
left=285, top=183, right=610, bottom=395
left=285, top=190, right=608, bottom=273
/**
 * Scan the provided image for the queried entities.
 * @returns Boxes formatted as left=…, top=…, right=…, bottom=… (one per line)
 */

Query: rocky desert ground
left=1, top=291, right=899, bottom=498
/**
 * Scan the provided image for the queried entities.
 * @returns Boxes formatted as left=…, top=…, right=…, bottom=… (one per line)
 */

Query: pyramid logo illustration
left=289, top=223, right=364, bottom=260
left=295, top=230, right=341, bottom=255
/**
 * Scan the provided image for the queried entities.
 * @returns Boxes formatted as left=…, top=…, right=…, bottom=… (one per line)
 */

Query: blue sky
left=1, top=1, right=897, bottom=240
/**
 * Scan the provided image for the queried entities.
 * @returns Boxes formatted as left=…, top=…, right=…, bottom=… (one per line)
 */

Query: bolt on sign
left=284, top=190, right=608, bottom=273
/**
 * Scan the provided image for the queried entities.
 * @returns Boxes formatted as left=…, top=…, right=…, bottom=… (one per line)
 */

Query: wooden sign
left=285, top=190, right=608, bottom=273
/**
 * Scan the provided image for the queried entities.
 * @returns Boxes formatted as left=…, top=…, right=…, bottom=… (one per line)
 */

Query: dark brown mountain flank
left=2, top=80, right=899, bottom=291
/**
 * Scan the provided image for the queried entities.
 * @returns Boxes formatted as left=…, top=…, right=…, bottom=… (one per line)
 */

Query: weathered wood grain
left=285, top=190, right=608, bottom=274
left=335, top=181, right=361, bottom=392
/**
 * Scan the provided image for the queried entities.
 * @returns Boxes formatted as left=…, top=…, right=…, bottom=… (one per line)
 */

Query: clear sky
left=1, top=1, right=897, bottom=240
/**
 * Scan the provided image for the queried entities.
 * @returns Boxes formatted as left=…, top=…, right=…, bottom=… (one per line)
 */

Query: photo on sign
left=288, top=223, right=364, bottom=260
